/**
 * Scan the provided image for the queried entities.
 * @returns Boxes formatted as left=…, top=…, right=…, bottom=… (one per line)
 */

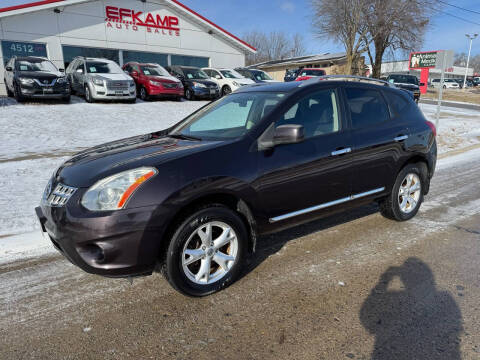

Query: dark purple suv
left=36, top=76, right=437, bottom=296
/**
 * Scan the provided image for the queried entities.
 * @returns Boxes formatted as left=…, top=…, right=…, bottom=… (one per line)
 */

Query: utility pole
left=463, top=34, right=478, bottom=89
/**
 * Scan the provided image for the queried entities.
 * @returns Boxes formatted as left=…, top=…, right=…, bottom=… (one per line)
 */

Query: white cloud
left=280, top=1, right=295, bottom=13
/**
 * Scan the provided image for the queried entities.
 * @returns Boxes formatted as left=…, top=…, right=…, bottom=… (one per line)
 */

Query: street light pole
left=463, top=33, right=478, bottom=89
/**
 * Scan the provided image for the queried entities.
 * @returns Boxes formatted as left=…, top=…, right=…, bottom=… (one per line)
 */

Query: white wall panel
left=2, top=10, right=58, bottom=36
left=58, top=12, right=106, bottom=41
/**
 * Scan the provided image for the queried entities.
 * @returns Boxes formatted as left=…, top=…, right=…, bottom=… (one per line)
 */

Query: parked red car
left=295, top=68, right=327, bottom=81
left=123, top=62, right=184, bottom=101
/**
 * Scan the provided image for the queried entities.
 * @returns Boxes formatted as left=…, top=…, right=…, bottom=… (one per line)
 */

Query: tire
left=164, top=205, right=248, bottom=297
left=139, top=86, right=149, bottom=101
left=185, top=88, right=194, bottom=101
left=221, top=85, right=232, bottom=97
left=85, top=85, right=94, bottom=103
left=13, top=83, right=25, bottom=102
left=443, top=85, right=446, bottom=89
left=379, top=163, right=425, bottom=221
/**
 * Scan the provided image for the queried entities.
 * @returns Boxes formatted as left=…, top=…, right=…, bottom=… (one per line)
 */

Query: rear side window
left=383, top=90, right=409, bottom=118
left=345, top=87, right=390, bottom=128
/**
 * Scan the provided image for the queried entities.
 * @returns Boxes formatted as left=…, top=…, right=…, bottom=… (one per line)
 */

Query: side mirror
left=5, top=66, right=12, bottom=72
left=59, top=68, right=65, bottom=73
left=419, top=82, right=425, bottom=87
left=274, top=125, right=305, bottom=146
left=76, top=68, right=84, bottom=74
left=131, top=71, right=139, bottom=77
left=215, top=75, right=222, bottom=80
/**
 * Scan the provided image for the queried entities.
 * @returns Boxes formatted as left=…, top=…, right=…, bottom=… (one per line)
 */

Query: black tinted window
left=345, top=88, right=390, bottom=128
left=278, top=89, right=340, bottom=138
left=384, top=90, right=409, bottom=118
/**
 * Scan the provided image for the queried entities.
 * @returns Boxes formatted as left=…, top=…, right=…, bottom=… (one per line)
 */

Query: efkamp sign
left=409, top=51, right=438, bottom=69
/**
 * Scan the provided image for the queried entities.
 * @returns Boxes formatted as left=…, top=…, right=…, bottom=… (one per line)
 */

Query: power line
left=437, top=0, right=480, bottom=16
left=439, top=10, right=480, bottom=27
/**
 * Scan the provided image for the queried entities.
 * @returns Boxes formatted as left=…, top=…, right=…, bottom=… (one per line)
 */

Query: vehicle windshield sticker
left=187, top=74, right=193, bottom=79
left=19, top=65, right=28, bottom=71
left=89, top=67, right=97, bottom=73
left=144, top=70, right=151, bottom=75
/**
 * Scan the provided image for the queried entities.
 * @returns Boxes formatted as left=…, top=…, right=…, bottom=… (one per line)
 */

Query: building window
left=62, top=45, right=119, bottom=69
left=1, top=40, right=47, bottom=64
left=171, top=55, right=209, bottom=67
left=122, top=51, right=168, bottom=66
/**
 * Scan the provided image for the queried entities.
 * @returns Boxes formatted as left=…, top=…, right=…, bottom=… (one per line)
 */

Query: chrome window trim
left=269, top=187, right=385, bottom=223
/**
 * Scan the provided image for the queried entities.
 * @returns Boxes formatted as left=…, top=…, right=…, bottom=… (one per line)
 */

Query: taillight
left=426, top=121, right=436, bottom=137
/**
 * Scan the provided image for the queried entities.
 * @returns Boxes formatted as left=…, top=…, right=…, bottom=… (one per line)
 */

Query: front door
left=254, top=87, right=353, bottom=225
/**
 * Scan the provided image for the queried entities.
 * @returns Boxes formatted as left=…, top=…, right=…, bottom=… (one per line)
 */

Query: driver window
left=278, top=88, right=340, bottom=138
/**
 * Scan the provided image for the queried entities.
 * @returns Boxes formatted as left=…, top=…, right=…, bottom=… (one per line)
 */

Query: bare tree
left=363, top=0, right=436, bottom=78
left=454, top=52, right=468, bottom=67
left=311, top=0, right=369, bottom=75
left=243, top=31, right=307, bottom=65
left=471, top=54, right=480, bottom=74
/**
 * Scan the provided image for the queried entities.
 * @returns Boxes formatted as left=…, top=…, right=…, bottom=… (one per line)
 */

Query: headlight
left=81, top=167, right=157, bottom=211
left=129, top=80, right=135, bottom=87
left=57, top=77, right=68, bottom=84
left=232, top=81, right=239, bottom=87
left=150, top=80, right=162, bottom=87
left=93, top=78, right=104, bottom=86
left=193, top=82, right=206, bottom=88
left=19, top=77, right=34, bottom=85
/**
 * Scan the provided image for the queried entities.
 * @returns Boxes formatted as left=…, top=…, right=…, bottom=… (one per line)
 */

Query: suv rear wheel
left=164, top=205, right=247, bottom=296
left=380, top=163, right=425, bottom=221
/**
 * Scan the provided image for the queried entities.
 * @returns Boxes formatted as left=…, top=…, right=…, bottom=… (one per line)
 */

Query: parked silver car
left=66, top=57, right=136, bottom=103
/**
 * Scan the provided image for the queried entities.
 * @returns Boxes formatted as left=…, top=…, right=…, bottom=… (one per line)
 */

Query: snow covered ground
left=0, top=97, right=478, bottom=263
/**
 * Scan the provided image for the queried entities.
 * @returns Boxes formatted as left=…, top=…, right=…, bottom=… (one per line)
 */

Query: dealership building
left=0, top=0, right=256, bottom=94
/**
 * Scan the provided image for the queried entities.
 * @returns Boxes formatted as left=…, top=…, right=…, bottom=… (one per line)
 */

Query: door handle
left=331, top=147, right=352, bottom=156
left=394, top=135, right=408, bottom=141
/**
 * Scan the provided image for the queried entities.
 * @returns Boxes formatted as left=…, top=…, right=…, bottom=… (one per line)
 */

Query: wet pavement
left=1, top=151, right=479, bottom=359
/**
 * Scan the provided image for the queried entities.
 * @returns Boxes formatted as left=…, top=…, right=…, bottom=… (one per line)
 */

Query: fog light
left=78, top=244, right=105, bottom=263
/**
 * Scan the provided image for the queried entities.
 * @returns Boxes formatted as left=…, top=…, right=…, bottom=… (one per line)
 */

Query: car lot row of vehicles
left=3, top=55, right=276, bottom=103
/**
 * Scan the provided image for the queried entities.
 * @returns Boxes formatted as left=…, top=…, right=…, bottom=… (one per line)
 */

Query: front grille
left=46, top=183, right=77, bottom=207
left=163, top=83, right=178, bottom=89
left=106, top=80, right=130, bottom=91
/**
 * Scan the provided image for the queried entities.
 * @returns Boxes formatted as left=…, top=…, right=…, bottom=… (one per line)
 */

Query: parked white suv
left=431, top=78, right=460, bottom=90
left=66, top=57, right=136, bottom=103
left=202, top=68, right=254, bottom=96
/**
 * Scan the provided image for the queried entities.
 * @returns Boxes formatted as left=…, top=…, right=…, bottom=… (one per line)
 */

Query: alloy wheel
left=181, top=221, right=238, bottom=285
left=140, top=87, right=147, bottom=100
left=398, top=173, right=421, bottom=214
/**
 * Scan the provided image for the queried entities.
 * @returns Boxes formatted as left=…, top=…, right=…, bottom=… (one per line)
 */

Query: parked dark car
left=284, top=68, right=301, bottom=82
left=235, top=67, right=276, bottom=83
left=3, top=56, right=70, bottom=102
left=386, top=74, right=423, bottom=103
left=36, top=77, right=437, bottom=296
left=165, top=65, right=219, bottom=100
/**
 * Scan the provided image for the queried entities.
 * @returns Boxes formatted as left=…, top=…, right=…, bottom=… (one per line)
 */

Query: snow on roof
left=0, top=0, right=256, bottom=54
left=250, top=52, right=347, bottom=69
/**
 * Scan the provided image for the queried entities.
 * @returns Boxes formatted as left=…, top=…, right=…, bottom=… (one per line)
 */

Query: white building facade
left=0, top=0, right=256, bottom=94
left=381, top=60, right=474, bottom=80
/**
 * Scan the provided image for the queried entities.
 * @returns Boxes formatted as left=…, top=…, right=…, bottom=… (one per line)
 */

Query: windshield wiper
left=168, top=134, right=202, bottom=141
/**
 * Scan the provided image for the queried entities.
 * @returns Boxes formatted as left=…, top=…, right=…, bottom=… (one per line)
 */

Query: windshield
left=182, top=68, right=209, bottom=79
left=86, top=61, right=123, bottom=74
left=141, top=65, right=170, bottom=76
left=220, top=70, right=241, bottom=79
left=16, top=59, right=58, bottom=72
left=388, top=75, right=418, bottom=85
left=253, top=70, right=273, bottom=81
left=170, top=92, right=285, bottom=140
left=299, top=69, right=326, bottom=77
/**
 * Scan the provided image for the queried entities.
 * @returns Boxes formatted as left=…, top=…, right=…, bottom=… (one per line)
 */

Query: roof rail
left=315, top=75, right=395, bottom=87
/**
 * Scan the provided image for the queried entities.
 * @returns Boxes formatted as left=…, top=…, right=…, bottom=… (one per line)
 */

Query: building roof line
left=0, top=0, right=256, bottom=54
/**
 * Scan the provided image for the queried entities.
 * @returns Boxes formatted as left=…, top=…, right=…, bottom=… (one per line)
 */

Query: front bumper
left=193, top=87, right=220, bottom=98
left=148, top=86, right=184, bottom=97
left=20, top=83, right=70, bottom=98
left=91, top=84, right=136, bottom=100
left=35, top=194, right=166, bottom=277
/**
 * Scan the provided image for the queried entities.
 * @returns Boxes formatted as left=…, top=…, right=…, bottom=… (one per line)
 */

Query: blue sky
left=2, top=0, right=480, bottom=60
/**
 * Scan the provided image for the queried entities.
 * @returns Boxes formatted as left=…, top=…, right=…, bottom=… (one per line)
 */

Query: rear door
left=345, top=85, right=410, bottom=196
left=255, top=86, right=354, bottom=224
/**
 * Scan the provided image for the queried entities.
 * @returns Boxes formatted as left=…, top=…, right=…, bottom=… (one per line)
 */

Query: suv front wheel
left=84, top=85, right=94, bottom=103
left=380, top=163, right=425, bottom=221
left=164, top=205, right=248, bottom=296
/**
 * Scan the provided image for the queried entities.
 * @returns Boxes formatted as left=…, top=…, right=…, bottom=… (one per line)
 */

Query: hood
left=188, top=79, right=218, bottom=87
left=393, top=83, right=419, bottom=90
left=89, top=73, right=131, bottom=81
left=237, top=78, right=255, bottom=85
left=16, top=71, right=63, bottom=79
left=146, top=75, right=180, bottom=83
left=56, top=134, right=222, bottom=187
